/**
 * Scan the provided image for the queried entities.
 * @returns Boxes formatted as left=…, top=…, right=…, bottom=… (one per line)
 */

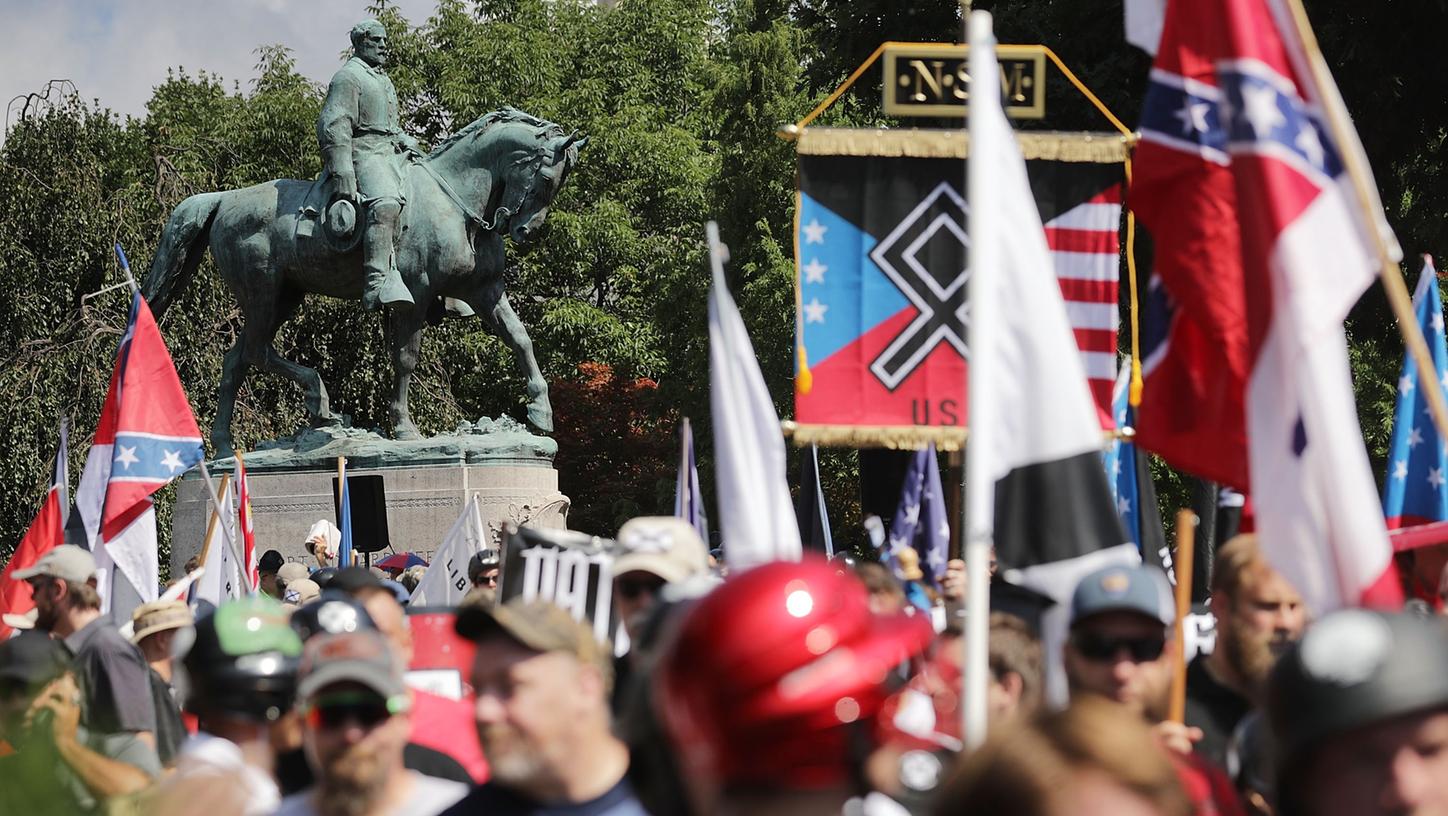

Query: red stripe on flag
left=1074, top=328, right=1118, bottom=353
left=1045, top=227, right=1119, bottom=254
left=1087, top=184, right=1123, bottom=205
left=1057, top=278, right=1119, bottom=304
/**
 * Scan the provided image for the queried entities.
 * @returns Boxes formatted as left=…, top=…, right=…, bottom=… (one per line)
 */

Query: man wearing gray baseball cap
left=13, top=545, right=158, bottom=749
left=274, top=629, right=466, bottom=816
left=1062, top=564, right=1194, bottom=748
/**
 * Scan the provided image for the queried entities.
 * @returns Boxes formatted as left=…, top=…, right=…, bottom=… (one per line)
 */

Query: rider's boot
left=362, top=199, right=413, bottom=311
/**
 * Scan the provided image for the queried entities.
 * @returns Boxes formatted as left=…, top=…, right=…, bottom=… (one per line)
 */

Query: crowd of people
left=2, top=520, right=1447, bottom=815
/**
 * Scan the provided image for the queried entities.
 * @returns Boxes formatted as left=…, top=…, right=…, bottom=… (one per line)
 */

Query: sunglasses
left=1071, top=632, right=1166, bottom=663
left=616, top=576, right=664, bottom=600
left=305, top=692, right=404, bottom=730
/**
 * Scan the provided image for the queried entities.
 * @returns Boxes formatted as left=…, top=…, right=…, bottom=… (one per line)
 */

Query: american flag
left=1046, top=184, right=1122, bottom=423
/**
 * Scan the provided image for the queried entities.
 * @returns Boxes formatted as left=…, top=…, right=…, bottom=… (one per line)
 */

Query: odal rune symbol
left=868, top=182, right=971, bottom=390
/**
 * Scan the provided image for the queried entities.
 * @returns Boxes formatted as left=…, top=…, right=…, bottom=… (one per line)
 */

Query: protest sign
left=500, top=523, right=619, bottom=645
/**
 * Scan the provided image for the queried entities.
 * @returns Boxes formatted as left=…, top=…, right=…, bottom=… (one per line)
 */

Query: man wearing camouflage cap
left=1268, top=609, right=1448, bottom=815
left=440, top=597, right=645, bottom=815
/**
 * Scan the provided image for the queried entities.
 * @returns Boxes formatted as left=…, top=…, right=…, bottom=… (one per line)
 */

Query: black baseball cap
left=0, top=631, right=71, bottom=688
left=329, top=566, right=385, bottom=595
left=258, top=550, right=285, bottom=574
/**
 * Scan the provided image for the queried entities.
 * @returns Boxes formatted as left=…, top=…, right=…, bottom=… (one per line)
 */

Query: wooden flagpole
left=1281, top=0, right=1448, bottom=446
left=1167, top=508, right=1197, bottom=724
left=196, top=473, right=232, bottom=568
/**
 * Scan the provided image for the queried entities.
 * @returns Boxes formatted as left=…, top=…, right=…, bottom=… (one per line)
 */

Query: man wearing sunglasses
left=1064, top=564, right=1244, bottom=816
left=275, top=629, right=466, bottom=816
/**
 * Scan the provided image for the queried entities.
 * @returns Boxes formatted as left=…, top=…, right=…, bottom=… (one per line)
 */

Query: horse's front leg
left=388, top=306, right=427, bottom=441
left=463, top=279, right=552, bottom=434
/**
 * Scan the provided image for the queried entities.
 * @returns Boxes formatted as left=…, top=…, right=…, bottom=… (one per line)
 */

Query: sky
left=2, top=0, right=440, bottom=134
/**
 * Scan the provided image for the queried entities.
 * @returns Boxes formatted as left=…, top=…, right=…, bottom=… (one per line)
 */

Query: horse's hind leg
left=388, top=306, right=426, bottom=440
left=247, top=285, right=341, bottom=430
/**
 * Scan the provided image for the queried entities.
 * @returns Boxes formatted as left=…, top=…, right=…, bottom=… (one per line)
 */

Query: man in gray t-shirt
left=17, top=545, right=157, bottom=740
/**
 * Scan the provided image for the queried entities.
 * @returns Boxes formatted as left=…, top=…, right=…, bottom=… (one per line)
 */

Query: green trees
left=0, top=0, right=1443, bottom=565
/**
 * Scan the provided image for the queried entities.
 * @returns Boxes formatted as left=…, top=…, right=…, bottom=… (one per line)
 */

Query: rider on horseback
left=317, top=19, right=419, bottom=311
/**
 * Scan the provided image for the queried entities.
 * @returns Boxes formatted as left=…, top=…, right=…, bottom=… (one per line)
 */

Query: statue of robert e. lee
left=317, top=19, right=419, bottom=311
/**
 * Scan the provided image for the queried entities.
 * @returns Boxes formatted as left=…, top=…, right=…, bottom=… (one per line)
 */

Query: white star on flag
left=888, top=535, right=908, bottom=553
left=1400, top=374, right=1416, bottom=395
left=802, top=218, right=828, bottom=245
left=803, top=258, right=827, bottom=284
left=1117, top=496, right=1132, bottom=516
left=926, top=547, right=945, bottom=572
left=1409, top=427, right=1424, bottom=448
left=803, top=298, right=829, bottom=324
left=1240, top=83, right=1286, bottom=136
left=1174, top=99, right=1210, bottom=134
left=1429, top=467, right=1445, bottom=489
left=1294, top=123, right=1324, bottom=168
left=1393, top=459, right=1409, bottom=480
left=1440, top=368, right=1448, bottom=391
left=115, top=445, right=139, bottom=470
left=1433, top=311, right=1445, bottom=333
left=938, top=519, right=950, bottom=540
left=160, top=449, right=185, bottom=473
left=904, top=503, right=921, bottom=525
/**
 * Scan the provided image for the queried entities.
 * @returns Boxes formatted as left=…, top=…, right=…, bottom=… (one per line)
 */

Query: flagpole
left=198, top=461, right=248, bottom=590
left=1280, top=0, right=1448, bottom=447
left=961, top=8, right=996, bottom=752
left=196, top=473, right=232, bottom=568
left=1167, top=509, right=1196, bottom=723
left=336, top=456, right=349, bottom=567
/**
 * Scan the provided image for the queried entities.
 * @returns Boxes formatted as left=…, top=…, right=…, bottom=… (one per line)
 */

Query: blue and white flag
left=883, top=443, right=948, bottom=588
left=337, top=465, right=354, bottom=568
left=1383, top=257, right=1448, bottom=531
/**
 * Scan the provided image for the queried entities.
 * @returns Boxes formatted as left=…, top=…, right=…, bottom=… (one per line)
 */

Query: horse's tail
left=143, top=192, right=223, bottom=318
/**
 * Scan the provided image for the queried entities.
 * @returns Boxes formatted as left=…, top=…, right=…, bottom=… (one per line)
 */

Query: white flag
left=193, top=480, right=239, bottom=606
left=413, top=495, right=487, bottom=606
left=1124, top=0, right=1166, bottom=55
left=706, top=222, right=802, bottom=570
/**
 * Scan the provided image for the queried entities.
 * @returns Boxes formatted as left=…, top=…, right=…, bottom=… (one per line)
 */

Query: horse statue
left=143, top=108, right=583, bottom=456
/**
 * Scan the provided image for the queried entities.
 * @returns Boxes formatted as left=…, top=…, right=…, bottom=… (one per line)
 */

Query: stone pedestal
left=169, top=420, right=569, bottom=573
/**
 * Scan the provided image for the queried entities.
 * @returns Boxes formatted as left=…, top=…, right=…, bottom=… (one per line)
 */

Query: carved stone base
left=170, top=458, right=569, bottom=575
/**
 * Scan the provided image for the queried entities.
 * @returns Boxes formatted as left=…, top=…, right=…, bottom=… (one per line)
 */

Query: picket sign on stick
left=1167, top=508, right=1197, bottom=724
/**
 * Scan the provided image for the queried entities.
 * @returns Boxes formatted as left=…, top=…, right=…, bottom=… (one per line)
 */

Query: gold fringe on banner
left=781, top=421, right=1134, bottom=450
left=783, top=421, right=968, bottom=451
left=796, top=128, right=1135, bottom=163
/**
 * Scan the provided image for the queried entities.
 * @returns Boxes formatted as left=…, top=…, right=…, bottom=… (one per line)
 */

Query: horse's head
left=505, top=131, right=586, bottom=244
left=491, top=128, right=585, bottom=244
left=429, top=110, right=585, bottom=244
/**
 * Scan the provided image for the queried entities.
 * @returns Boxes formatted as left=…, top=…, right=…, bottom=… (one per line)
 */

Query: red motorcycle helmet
left=656, top=555, right=934, bottom=793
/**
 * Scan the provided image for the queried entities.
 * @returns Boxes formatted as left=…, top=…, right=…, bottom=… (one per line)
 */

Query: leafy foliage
left=0, top=0, right=1444, bottom=566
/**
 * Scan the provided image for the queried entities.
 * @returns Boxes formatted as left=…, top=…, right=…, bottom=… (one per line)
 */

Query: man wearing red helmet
left=655, top=555, right=935, bottom=815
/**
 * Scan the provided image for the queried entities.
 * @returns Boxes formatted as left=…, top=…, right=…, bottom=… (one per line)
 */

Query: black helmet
left=181, top=596, right=302, bottom=722
left=467, top=549, right=501, bottom=582
left=288, top=592, right=376, bottom=643
left=1269, top=610, right=1448, bottom=768
left=311, top=566, right=340, bottom=590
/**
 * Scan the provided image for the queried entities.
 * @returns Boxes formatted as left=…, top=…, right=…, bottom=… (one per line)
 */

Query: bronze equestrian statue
left=143, top=22, right=583, bottom=456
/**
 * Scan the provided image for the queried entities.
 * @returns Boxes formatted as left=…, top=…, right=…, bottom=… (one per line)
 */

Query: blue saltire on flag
left=337, top=475, right=354, bottom=568
left=1383, top=258, right=1448, bottom=529
left=881, top=443, right=949, bottom=590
